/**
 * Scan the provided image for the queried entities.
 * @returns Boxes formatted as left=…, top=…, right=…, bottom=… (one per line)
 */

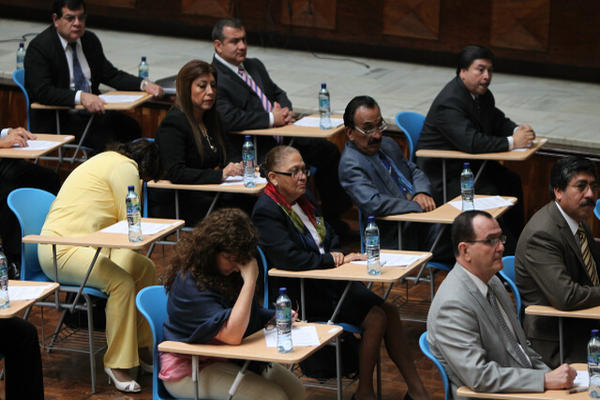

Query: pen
left=568, top=387, right=587, bottom=394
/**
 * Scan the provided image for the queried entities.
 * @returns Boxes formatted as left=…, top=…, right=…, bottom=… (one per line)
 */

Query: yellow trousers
left=38, top=244, right=156, bottom=369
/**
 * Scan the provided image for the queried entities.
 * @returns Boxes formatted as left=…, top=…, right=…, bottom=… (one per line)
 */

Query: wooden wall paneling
left=181, top=0, right=234, bottom=17
left=280, top=0, right=337, bottom=30
left=382, top=0, right=440, bottom=40
left=0, top=86, right=27, bottom=130
left=87, top=0, right=136, bottom=8
left=490, top=0, right=550, bottom=52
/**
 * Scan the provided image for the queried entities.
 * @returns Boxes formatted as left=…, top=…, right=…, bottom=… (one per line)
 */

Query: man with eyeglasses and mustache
left=339, top=96, right=452, bottom=262
left=515, top=156, right=600, bottom=367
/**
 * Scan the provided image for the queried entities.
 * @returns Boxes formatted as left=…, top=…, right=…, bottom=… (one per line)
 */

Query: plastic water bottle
left=589, top=329, right=600, bottom=398
left=16, top=42, right=25, bottom=70
left=0, top=247, right=10, bottom=309
left=138, top=56, right=149, bottom=79
left=318, top=83, right=331, bottom=130
left=242, top=135, right=256, bottom=188
left=461, top=162, right=475, bottom=211
left=126, top=185, right=142, bottom=242
left=276, top=287, right=293, bottom=353
left=365, top=216, right=381, bottom=275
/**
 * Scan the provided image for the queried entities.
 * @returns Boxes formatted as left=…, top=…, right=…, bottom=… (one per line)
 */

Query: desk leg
left=397, top=221, right=403, bottom=250
left=559, top=317, right=564, bottom=364
left=54, top=111, right=64, bottom=164
left=328, top=282, right=352, bottom=325
left=205, top=192, right=221, bottom=218
left=175, top=189, right=181, bottom=241
left=227, top=360, right=250, bottom=400
left=442, top=160, right=447, bottom=203
left=52, top=244, right=60, bottom=309
left=192, top=355, right=199, bottom=400
left=300, top=279, right=306, bottom=321
left=335, top=336, right=342, bottom=400
left=70, top=114, right=95, bottom=164
left=70, top=247, right=102, bottom=313
left=473, top=160, right=487, bottom=188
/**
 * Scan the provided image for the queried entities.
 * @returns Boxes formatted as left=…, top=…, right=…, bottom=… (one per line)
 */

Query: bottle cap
left=19, top=42, right=24, bottom=48
left=245, top=135, right=251, bottom=141
left=128, top=185, right=134, bottom=191
left=141, top=56, right=146, bottom=61
left=593, top=329, right=599, bottom=337
left=463, top=162, right=470, bottom=168
left=279, top=287, right=287, bottom=294
left=367, top=216, right=375, bottom=223
left=321, top=83, right=326, bottom=88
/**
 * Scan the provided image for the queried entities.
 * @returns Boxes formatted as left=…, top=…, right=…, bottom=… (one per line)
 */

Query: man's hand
left=544, top=364, right=576, bottom=390
left=272, top=102, right=293, bottom=126
left=80, top=92, right=106, bottom=114
left=512, top=124, right=535, bottom=148
left=413, top=193, right=436, bottom=212
left=343, top=252, right=366, bottom=264
left=0, top=127, right=36, bottom=148
left=143, top=81, right=163, bottom=97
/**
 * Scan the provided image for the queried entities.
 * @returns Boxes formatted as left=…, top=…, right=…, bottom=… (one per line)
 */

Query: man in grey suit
left=338, top=95, right=451, bottom=261
left=516, top=156, right=600, bottom=367
left=427, top=210, right=575, bottom=399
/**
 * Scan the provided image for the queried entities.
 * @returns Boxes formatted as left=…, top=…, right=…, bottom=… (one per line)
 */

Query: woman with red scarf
left=252, top=146, right=431, bottom=400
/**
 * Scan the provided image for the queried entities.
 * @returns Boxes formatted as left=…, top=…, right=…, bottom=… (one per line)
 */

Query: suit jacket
left=515, top=201, right=600, bottom=366
left=212, top=56, right=292, bottom=158
left=416, top=76, right=517, bottom=204
left=338, top=137, right=432, bottom=248
left=427, top=264, right=549, bottom=400
left=24, top=25, right=142, bottom=132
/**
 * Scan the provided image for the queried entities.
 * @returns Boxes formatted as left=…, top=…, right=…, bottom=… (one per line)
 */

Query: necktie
left=577, top=224, right=599, bottom=286
left=487, top=287, right=532, bottom=368
left=238, top=66, right=272, bottom=113
left=69, top=42, right=89, bottom=93
left=378, top=153, right=413, bottom=200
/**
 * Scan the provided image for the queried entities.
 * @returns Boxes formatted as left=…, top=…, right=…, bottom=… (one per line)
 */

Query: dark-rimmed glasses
left=272, top=168, right=311, bottom=179
left=464, top=234, right=507, bottom=247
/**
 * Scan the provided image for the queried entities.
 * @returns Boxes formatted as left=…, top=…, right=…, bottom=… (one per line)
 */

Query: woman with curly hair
left=160, top=208, right=305, bottom=400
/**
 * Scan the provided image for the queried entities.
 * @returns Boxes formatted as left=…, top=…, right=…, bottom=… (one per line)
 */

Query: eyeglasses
left=354, top=121, right=388, bottom=136
left=570, top=181, right=600, bottom=193
left=464, top=234, right=507, bottom=247
left=62, top=13, right=87, bottom=22
left=272, top=167, right=311, bottom=179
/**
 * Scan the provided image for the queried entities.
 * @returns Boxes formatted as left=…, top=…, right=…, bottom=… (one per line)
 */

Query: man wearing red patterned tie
left=211, top=18, right=354, bottom=236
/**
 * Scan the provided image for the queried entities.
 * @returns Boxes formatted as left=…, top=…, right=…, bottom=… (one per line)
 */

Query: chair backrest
left=7, top=188, right=56, bottom=282
left=395, top=111, right=426, bottom=161
left=419, top=331, right=451, bottom=400
left=136, top=285, right=176, bottom=400
left=12, top=69, right=30, bottom=131
left=595, top=199, right=600, bottom=221
left=500, top=255, right=522, bottom=322
left=257, top=246, right=270, bottom=307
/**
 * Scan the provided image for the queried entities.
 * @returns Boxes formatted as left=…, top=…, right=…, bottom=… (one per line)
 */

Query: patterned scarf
left=264, top=182, right=326, bottom=243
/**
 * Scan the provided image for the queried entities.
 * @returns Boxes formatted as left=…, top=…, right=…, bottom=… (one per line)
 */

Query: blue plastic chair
left=12, top=69, right=30, bottom=131
left=136, top=285, right=197, bottom=400
left=419, top=331, right=451, bottom=400
left=7, top=188, right=108, bottom=393
left=499, top=255, right=522, bottom=321
left=594, top=199, right=600, bottom=221
left=395, top=112, right=426, bottom=161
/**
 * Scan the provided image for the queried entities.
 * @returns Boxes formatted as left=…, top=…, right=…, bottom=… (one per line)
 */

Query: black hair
left=456, top=45, right=495, bottom=76
left=549, top=156, right=598, bottom=199
left=107, top=139, right=162, bottom=182
left=451, top=210, right=494, bottom=257
left=343, top=95, right=379, bottom=129
left=211, top=18, right=244, bottom=41
left=52, top=0, right=86, bottom=17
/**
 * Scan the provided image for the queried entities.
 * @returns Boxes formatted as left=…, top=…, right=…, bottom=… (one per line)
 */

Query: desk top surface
left=415, top=138, right=547, bottom=161
left=0, top=134, right=74, bottom=159
left=31, top=91, right=152, bottom=111
left=22, top=217, right=184, bottom=250
left=268, top=250, right=432, bottom=282
left=147, top=179, right=266, bottom=194
left=158, top=322, right=343, bottom=364
left=234, top=114, right=344, bottom=138
left=525, top=305, right=600, bottom=319
left=0, top=280, right=59, bottom=318
left=379, top=195, right=516, bottom=224
left=456, top=364, right=586, bottom=399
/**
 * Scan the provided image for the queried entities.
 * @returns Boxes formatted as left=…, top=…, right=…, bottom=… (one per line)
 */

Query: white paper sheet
left=100, top=220, right=179, bottom=235
left=220, top=175, right=267, bottom=186
left=8, top=284, right=54, bottom=301
left=350, top=252, right=426, bottom=267
left=574, top=370, right=589, bottom=388
left=449, top=195, right=515, bottom=210
left=264, top=325, right=320, bottom=347
left=511, top=138, right=547, bottom=152
left=293, top=116, right=343, bottom=128
left=99, top=94, right=144, bottom=103
left=12, top=140, right=59, bottom=151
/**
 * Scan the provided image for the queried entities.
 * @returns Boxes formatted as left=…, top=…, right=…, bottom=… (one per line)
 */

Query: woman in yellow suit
left=38, top=140, right=161, bottom=393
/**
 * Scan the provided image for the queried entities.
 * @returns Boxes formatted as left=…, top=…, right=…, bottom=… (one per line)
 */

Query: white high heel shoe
left=104, top=367, right=141, bottom=393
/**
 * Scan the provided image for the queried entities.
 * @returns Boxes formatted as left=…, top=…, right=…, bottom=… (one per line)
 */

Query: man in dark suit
left=428, top=210, right=575, bottom=400
left=338, top=96, right=451, bottom=262
left=24, top=0, right=162, bottom=152
left=211, top=18, right=352, bottom=233
left=515, top=156, right=600, bottom=367
left=417, top=45, right=535, bottom=253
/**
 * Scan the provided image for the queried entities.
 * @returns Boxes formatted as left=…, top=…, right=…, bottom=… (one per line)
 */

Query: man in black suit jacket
left=417, top=45, right=536, bottom=253
left=211, top=18, right=352, bottom=233
left=24, top=0, right=162, bottom=152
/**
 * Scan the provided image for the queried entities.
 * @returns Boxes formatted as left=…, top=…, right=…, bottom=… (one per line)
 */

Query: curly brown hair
left=163, top=208, right=258, bottom=300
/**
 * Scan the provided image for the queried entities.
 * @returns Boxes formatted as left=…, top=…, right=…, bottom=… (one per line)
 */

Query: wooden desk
left=31, top=91, right=153, bottom=163
left=525, top=304, right=600, bottom=364
left=22, top=217, right=184, bottom=311
left=415, top=138, right=547, bottom=202
left=0, top=280, right=59, bottom=318
left=159, top=322, right=344, bottom=400
left=0, top=134, right=74, bottom=159
left=456, top=363, right=587, bottom=399
left=269, top=249, right=432, bottom=322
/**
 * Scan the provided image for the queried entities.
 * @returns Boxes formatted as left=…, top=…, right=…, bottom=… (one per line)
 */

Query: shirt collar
left=555, top=201, right=579, bottom=235
left=56, top=31, right=81, bottom=52
left=459, top=263, right=489, bottom=298
left=214, top=53, right=243, bottom=75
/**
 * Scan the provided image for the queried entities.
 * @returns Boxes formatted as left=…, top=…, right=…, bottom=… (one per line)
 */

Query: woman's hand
left=238, top=258, right=258, bottom=283
left=222, top=162, right=243, bottom=180
left=330, top=251, right=344, bottom=266
left=344, top=252, right=366, bottom=263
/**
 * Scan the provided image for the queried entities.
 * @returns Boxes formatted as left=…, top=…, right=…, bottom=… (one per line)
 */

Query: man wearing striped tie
left=516, top=156, right=600, bottom=367
left=212, top=18, right=354, bottom=236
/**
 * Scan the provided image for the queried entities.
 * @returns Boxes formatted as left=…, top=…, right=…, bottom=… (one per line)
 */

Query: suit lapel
left=549, top=202, right=586, bottom=268
left=244, top=61, right=266, bottom=93
left=367, top=150, right=403, bottom=198
left=213, top=57, right=256, bottom=97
